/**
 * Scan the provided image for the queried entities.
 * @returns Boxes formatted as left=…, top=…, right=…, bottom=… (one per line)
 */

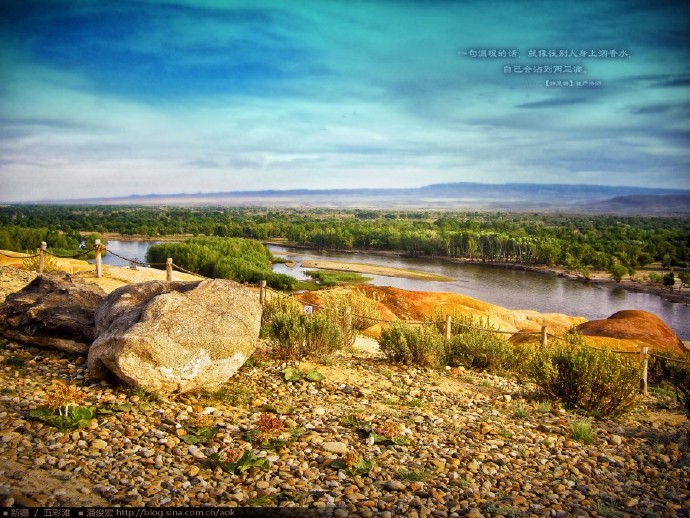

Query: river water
left=102, top=240, right=690, bottom=339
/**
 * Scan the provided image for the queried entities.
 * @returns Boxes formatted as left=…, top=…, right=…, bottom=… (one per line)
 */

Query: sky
left=0, top=0, right=689, bottom=202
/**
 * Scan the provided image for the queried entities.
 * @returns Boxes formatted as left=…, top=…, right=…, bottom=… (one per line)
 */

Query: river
left=102, top=240, right=690, bottom=339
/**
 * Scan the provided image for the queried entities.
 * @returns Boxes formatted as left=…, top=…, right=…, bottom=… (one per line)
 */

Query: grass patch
left=397, top=469, right=433, bottom=482
left=512, top=401, right=530, bottom=418
left=570, top=418, right=596, bottom=444
left=306, top=269, right=372, bottom=286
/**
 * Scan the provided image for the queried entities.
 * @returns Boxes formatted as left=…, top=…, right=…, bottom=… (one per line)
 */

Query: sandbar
left=300, top=260, right=452, bottom=281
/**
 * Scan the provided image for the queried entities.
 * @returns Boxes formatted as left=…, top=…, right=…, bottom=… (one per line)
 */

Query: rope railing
left=10, top=240, right=689, bottom=380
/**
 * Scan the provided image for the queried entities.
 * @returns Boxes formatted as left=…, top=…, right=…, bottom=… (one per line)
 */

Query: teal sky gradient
left=1, top=0, right=689, bottom=201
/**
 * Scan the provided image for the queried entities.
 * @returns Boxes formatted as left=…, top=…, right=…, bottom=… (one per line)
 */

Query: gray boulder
left=0, top=273, right=106, bottom=354
left=88, top=279, right=262, bottom=393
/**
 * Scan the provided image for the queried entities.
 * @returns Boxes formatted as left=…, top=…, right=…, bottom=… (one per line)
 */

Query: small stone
left=610, top=435, right=623, bottom=446
left=323, top=442, right=349, bottom=454
left=186, top=465, right=200, bottom=477
left=383, top=480, right=406, bottom=491
left=90, top=439, right=108, bottom=450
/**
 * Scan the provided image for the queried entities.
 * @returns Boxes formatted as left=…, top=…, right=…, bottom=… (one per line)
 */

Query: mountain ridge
left=25, top=182, right=690, bottom=213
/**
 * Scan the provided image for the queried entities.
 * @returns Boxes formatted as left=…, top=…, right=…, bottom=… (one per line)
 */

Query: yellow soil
left=300, top=260, right=452, bottom=281
left=0, top=250, right=199, bottom=294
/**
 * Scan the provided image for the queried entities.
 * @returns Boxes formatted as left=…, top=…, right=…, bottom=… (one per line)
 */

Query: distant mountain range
left=41, top=182, right=690, bottom=214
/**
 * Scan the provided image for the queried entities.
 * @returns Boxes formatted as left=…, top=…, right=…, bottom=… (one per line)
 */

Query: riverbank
left=265, top=240, right=690, bottom=306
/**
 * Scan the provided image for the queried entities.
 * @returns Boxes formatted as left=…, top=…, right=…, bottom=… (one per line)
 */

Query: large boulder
left=88, top=279, right=262, bottom=393
left=0, top=273, right=106, bottom=354
left=576, top=309, right=686, bottom=355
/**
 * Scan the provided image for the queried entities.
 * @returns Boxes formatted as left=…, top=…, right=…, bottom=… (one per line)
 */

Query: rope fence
left=9, top=240, right=690, bottom=392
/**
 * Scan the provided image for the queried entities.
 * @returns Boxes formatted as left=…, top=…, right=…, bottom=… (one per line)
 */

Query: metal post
left=641, top=346, right=649, bottom=395
left=166, top=258, right=173, bottom=282
left=260, top=280, right=267, bottom=305
left=94, top=239, right=102, bottom=278
left=445, top=315, right=452, bottom=341
left=541, top=326, right=548, bottom=348
left=38, top=241, right=47, bottom=273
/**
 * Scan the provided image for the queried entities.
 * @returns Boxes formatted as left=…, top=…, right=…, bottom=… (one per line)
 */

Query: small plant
left=446, top=317, right=517, bottom=374
left=342, top=414, right=410, bottom=446
left=397, top=469, right=432, bottom=482
left=131, top=386, right=163, bottom=404
left=570, top=418, right=596, bottom=444
left=331, top=452, right=373, bottom=477
left=210, top=384, right=253, bottom=408
left=180, top=414, right=219, bottom=445
left=30, top=380, right=94, bottom=430
left=254, top=413, right=285, bottom=442
left=662, top=361, right=690, bottom=420
left=537, top=400, right=552, bottom=414
left=208, top=449, right=270, bottom=475
left=512, top=401, right=530, bottom=418
left=282, top=367, right=325, bottom=382
left=378, top=322, right=445, bottom=367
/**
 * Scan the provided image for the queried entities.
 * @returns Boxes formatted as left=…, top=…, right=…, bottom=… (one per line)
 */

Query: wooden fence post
left=445, top=315, right=452, bottom=341
left=38, top=241, right=47, bottom=273
left=260, top=280, right=267, bottom=305
left=166, top=258, right=173, bottom=282
left=540, top=326, right=548, bottom=348
left=640, top=346, right=649, bottom=395
left=94, top=239, right=102, bottom=278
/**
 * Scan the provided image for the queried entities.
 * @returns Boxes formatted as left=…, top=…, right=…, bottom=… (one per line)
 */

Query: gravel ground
left=1, top=340, right=688, bottom=517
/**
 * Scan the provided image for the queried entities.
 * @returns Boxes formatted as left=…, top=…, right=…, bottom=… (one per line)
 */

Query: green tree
left=662, top=272, right=675, bottom=290
left=608, top=263, right=628, bottom=283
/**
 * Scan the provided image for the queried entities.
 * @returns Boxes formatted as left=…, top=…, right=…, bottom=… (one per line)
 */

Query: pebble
left=0, top=335, right=687, bottom=514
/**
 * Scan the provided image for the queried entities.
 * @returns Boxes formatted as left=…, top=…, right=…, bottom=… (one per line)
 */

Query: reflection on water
left=270, top=245, right=690, bottom=340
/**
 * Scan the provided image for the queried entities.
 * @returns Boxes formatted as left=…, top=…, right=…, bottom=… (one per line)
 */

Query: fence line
left=10, top=241, right=690, bottom=386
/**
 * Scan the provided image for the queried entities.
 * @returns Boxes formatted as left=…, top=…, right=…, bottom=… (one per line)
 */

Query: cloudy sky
left=1, top=0, right=689, bottom=202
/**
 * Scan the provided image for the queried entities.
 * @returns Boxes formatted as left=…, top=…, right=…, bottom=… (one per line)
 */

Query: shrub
left=378, top=322, right=445, bottom=367
left=527, top=331, right=641, bottom=417
left=267, top=312, right=307, bottom=359
left=316, top=290, right=378, bottom=347
left=260, top=294, right=303, bottom=330
left=662, top=361, right=690, bottom=420
left=446, top=329, right=516, bottom=373
left=265, top=308, right=343, bottom=360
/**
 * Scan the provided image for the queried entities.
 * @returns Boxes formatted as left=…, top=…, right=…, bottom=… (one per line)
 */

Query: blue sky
left=1, top=0, right=689, bottom=202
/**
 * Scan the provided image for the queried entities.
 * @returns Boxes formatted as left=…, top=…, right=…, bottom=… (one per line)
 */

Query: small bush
left=446, top=330, right=516, bottom=373
left=528, top=331, right=640, bottom=417
left=260, top=295, right=302, bottom=330
left=317, top=290, right=378, bottom=347
left=378, top=322, right=445, bottom=367
left=662, top=361, right=690, bottom=420
left=266, top=310, right=343, bottom=361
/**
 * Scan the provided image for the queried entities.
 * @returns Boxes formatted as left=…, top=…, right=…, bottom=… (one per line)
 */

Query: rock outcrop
left=88, top=279, right=262, bottom=393
left=576, top=310, right=686, bottom=355
left=0, top=273, right=106, bottom=354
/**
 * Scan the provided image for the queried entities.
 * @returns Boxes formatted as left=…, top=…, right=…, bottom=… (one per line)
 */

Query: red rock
left=576, top=310, right=685, bottom=355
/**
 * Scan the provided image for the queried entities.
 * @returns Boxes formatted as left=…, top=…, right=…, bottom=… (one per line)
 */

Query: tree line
left=1, top=205, right=688, bottom=275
